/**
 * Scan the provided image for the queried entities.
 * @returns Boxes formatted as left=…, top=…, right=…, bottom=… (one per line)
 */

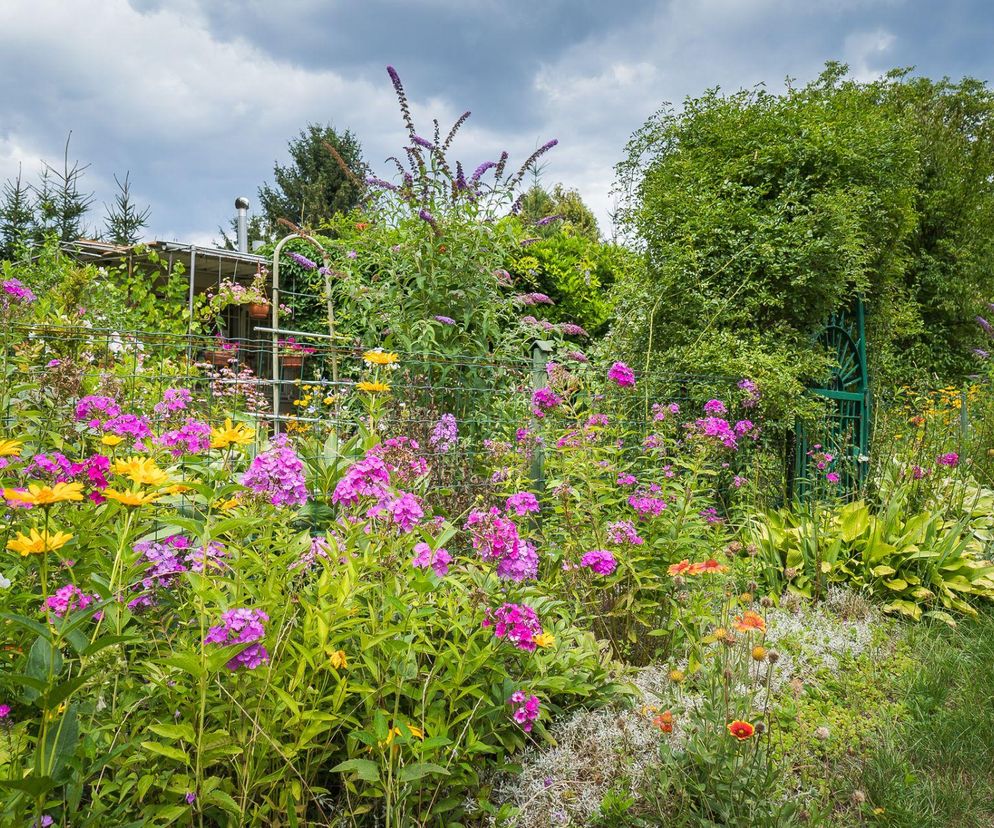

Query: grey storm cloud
left=0, top=0, right=991, bottom=244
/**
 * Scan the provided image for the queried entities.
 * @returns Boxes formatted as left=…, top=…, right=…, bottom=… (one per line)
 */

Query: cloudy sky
left=0, top=0, right=991, bottom=244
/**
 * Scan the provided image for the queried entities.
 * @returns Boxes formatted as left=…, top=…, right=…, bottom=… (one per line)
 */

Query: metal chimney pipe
left=235, top=196, right=249, bottom=253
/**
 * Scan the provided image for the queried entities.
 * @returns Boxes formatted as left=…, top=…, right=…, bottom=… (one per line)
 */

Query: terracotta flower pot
left=205, top=349, right=236, bottom=367
left=247, top=302, right=271, bottom=320
left=281, top=353, right=304, bottom=369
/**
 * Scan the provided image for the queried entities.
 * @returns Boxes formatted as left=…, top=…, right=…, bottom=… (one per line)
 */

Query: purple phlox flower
left=241, top=435, right=308, bottom=507
left=607, top=362, right=635, bottom=388
left=825, top=472, right=841, bottom=484
left=157, top=418, right=212, bottom=456
left=607, top=520, right=644, bottom=546
left=204, top=608, right=269, bottom=671
left=411, top=542, right=452, bottom=577
left=0, top=704, right=10, bottom=719
left=703, top=399, right=727, bottom=416
left=287, top=251, right=317, bottom=270
left=580, top=549, right=617, bottom=575
left=367, top=490, right=423, bottom=533
left=531, top=386, right=562, bottom=418
left=506, top=491, right=540, bottom=516
left=691, top=417, right=739, bottom=449
left=700, top=506, right=724, bottom=525
left=616, top=472, right=638, bottom=487
left=733, top=475, right=747, bottom=488
left=46, top=359, right=61, bottom=368
left=429, top=413, right=458, bottom=453
left=75, top=395, right=121, bottom=426
left=629, top=490, right=667, bottom=519
left=937, top=452, right=959, bottom=467
left=433, top=314, right=455, bottom=325
left=484, top=602, right=542, bottom=651
left=508, top=691, right=541, bottom=732
left=738, top=378, right=761, bottom=408
left=154, top=387, right=192, bottom=416
left=103, top=414, right=153, bottom=442
left=185, top=791, right=197, bottom=805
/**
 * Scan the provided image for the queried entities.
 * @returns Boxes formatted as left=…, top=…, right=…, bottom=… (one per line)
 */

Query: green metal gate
left=790, top=298, right=870, bottom=501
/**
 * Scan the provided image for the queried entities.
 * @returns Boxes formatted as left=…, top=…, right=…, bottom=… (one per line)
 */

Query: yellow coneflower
left=103, top=488, right=162, bottom=507
left=532, top=631, right=556, bottom=649
left=113, top=456, right=170, bottom=486
left=100, top=435, right=125, bottom=447
left=362, top=349, right=399, bottom=367
left=0, top=438, right=23, bottom=457
left=329, top=649, right=348, bottom=669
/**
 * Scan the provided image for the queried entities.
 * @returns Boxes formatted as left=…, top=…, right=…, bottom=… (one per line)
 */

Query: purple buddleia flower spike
left=535, top=215, right=562, bottom=227
left=387, top=65, right=417, bottom=138
left=471, top=161, right=497, bottom=184
left=443, top=111, right=472, bottom=150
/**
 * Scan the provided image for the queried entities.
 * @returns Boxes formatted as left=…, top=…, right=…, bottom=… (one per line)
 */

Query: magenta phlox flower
left=75, top=395, right=121, bottom=427
left=154, top=388, right=192, bottom=416
left=411, top=541, right=452, bottom=576
left=508, top=691, right=541, bottom=732
left=580, top=549, right=617, bottom=575
left=241, top=435, right=308, bottom=507
left=531, top=386, right=562, bottom=418
left=937, top=452, right=959, bottom=467
left=484, top=603, right=541, bottom=651
left=506, top=491, right=540, bottom=516
left=157, top=418, right=212, bottom=456
left=607, top=362, right=635, bottom=388
left=43, top=584, right=102, bottom=620
left=703, top=399, right=727, bottom=416
left=368, top=490, right=423, bottom=533
left=465, top=508, right=538, bottom=581
left=332, top=454, right=391, bottom=505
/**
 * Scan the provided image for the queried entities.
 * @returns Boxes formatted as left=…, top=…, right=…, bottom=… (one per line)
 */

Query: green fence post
left=961, top=385, right=969, bottom=443
left=530, top=339, right=554, bottom=493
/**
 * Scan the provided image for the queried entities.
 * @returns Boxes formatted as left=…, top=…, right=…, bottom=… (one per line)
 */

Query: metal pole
left=187, top=245, right=196, bottom=336
left=530, top=339, right=553, bottom=494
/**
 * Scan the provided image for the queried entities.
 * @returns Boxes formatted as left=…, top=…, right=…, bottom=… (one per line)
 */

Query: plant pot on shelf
left=204, top=349, right=237, bottom=367
left=247, top=302, right=271, bottom=320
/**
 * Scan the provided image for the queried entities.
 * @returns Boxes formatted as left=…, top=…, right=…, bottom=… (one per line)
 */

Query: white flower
left=0, top=573, right=11, bottom=589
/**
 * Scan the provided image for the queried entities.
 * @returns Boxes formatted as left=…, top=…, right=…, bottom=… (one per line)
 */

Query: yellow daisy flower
left=3, top=482, right=84, bottom=506
left=356, top=380, right=390, bottom=394
left=329, top=649, right=348, bottom=669
left=113, top=456, right=170, bottom=486
left=7, top=528, right=73, bottom=556
left=103, top=488, right=162, bottom=507
left=0, top=438, right=23, bottom=457
left=210, top=418, right=255, bottom=449
left=532, top=632, right=556, bottom=648
left=362, top=349, right=399, bottom=367
left=100, top=435, right=125, bottom=447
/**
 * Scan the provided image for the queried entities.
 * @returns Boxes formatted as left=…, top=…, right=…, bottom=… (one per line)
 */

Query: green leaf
left=148, top=723, right=197, bottom=743
left=397, top=762, right=450, bottom=783
left=141, top=741, right=191, bottom=764
left=331, top=758, right=381, bottom=783
left=43, top=702, right=78, bottom=780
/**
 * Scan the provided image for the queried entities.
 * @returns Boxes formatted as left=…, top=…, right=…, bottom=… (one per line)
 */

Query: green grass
left=836, top=612, right=994, bottom=827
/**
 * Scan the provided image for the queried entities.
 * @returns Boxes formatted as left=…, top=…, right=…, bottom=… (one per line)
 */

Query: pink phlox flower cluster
left=411, top=541, right=452, bottom=576
left=290, top=535, right=335, bottom=572
left=484, top=602, right=541, bottom=651
left=465, top=507, right=538, bottom=581
left=370, top=436, right=428, bottom=483
left=43, top=584, right=102, bottom=620
left=506, top=491, right=540, bottom=516
left=937, top=452, right=959, bottom=467
left=332, top=454, right=391, bottom=505
left=628, top=486, right=667, bottom=519
left=157, top=418, right=212, bottom=456
left=1, top=277, right=36, bottom=306
left=733, top=475, right=747, bottom=488
left=580, top=549, right=617, bottom=575
left=130, top=535, right=191, bottom=609
left=241, top=435, right=308, bottom=507
left=825, top=472, right=841, bottom=484
left=429, top=413, right=458, bottom=453
left=607, top=520, right=644, bottom=546
left=607, top=362, right=635, bottom=388
left=26, top=452, right=74, bottom=479
left=556, top=430, right=582, bottom=449
left=367, top=490, right=424, bottom=533
left=75, top=395, right=121, bottom=427
left=644, top=434, right=663, bottom=450
left=691, top=417, right=739, bottom=449
left=185, top=540, right=227, bottom=574
left=531, top=386, right=562, bottom=418
left=508, top=691, right=541, bottom=732
left=103, top=414, right=153, bottom=445
left=205, top=608, right=269, bottom=671
left=154, top=388, right=192, bottom=416
left=703, top=399, right=727, bottom=416
left=585, top=414, right=609, bottom=429
left=616, top=472, right=638, bottom=487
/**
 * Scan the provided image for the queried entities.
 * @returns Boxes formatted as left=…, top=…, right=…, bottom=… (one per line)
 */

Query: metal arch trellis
left=790, top=296, right=871, bottom=502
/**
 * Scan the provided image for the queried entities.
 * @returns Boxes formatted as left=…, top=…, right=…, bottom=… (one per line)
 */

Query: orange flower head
left=688, top=558, right=728, bottom=575
left=733, top=610, right=767, bottom=634
left=653, top=710, right=674, bottom=733
left=667, top=559, right=692, bottom=576
left=727, top=720, right=755, bottom=740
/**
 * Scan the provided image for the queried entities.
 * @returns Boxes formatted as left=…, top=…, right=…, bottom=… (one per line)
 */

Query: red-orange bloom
left=688, top=558, right=727, bottom=575
left=668, top=560, right=692, bottom=576
left=727, top=720, right=755, bottom=740
left=653, top=710, right=674, bottom=733
left=733, top=610, right=767, bottom=634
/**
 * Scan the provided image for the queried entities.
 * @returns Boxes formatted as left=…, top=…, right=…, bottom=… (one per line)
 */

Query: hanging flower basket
left=247, top=302, right=271, bottom=320
left=281, top=353, right=304, bottom=370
